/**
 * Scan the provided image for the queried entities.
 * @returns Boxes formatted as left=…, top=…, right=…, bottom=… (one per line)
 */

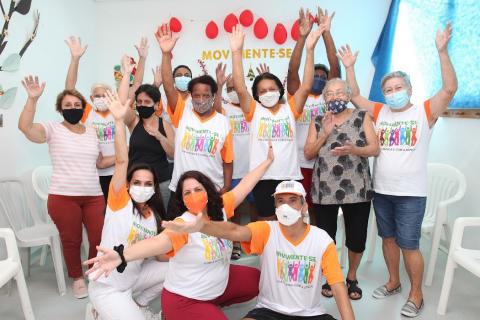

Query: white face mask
left=227, top=91, right=240, bottom=104
left=275, top=204, right=302, bottom=226
left=259, top=91, right=280, bottom=108
left=93, top=97, right=108, bottom=112
left=129, top=185, right=155, bottom=203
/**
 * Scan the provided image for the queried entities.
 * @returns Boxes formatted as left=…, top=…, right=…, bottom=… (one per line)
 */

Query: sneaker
left=72, top=279, right=88, bottom=299
left=372, top=284, right=402, bottom=299
left=139, top=306, right=160, bottom=320
left=401, top=299, right=424, bottom=317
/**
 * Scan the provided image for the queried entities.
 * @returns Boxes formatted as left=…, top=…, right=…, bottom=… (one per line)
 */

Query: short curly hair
left=55, top=89, right=88, bottom=113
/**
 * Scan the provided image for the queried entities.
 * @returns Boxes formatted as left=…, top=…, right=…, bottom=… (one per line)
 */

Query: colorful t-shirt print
left=180, top=126, right=221, bottom=157
left=201, top=234, right=233, bottom=264
left=377, top=120, right=418, bottom=151
left=276, top=251, right=317, bottom=289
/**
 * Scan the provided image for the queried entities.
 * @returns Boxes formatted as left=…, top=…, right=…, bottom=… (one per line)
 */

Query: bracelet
left=113, top=244, right=127, bottom=273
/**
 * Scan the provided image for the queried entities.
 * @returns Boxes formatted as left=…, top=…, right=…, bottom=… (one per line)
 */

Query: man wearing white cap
left=163, top=180, right=355, bottom=320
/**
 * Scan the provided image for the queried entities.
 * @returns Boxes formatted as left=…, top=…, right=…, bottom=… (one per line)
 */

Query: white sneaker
left=72, top=278, right=88, bottom=299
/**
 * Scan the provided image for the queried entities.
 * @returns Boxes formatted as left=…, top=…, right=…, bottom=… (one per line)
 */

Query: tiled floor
left=1, top=236, right=479, bottom=320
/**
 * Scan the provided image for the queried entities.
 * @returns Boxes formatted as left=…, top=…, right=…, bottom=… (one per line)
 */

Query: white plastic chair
left=437, top=217, right=480, bottom=315
left=366, top=163, right=466, bottom=286
left=0, top=177, right=66, bottom=296
left=31, top=166, right=89, bottom=264
left=0, top=228, right=35, bottom=320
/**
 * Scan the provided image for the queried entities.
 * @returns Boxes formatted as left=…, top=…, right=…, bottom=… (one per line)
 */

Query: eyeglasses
left=324, top=91, right=346, bottom=99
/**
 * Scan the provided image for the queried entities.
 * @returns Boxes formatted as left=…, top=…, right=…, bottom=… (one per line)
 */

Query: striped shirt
left=41, top=122, right=102, bottom=196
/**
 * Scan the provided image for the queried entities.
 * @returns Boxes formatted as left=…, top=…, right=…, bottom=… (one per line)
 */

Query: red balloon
left=206, top=21, right=219, bottom=39
left=169, top=17, right=182, bottom=32
left=253, top=18, right=268, bottom=39
left=224, top=13, right=239, bottom=33
left=291, top=20, right=299, bottom=41
left=239, top=9, right=254, bottom=27
left=274, top=23, right=287, bottom=45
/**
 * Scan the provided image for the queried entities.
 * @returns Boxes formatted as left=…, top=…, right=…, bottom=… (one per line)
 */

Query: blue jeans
left=373, top=192, right=426, bottom=250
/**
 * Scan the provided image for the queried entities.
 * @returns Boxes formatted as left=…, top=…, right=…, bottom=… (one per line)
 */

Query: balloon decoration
left=273, top=23, right=287, bottom=45
left=169, top=17, right=182, bottom=32
left=239, top=9, right=254, bottom=27
left=291, top=20, right=299, bottom=41
left=253, top=18, right=268, bottom=39
left=205, top=21, right=219, bottom=39
left=224, top=13, right=239, bottom=33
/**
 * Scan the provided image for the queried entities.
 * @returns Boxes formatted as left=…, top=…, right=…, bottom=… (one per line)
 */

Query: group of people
left=17, top=6, right=457, bottom=320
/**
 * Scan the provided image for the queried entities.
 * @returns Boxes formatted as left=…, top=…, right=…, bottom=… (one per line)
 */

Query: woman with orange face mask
left=85, top=143, right=274, bottom=319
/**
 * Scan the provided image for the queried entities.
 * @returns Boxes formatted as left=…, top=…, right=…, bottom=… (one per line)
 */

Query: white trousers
left=89, top=259, right=168, bottom=320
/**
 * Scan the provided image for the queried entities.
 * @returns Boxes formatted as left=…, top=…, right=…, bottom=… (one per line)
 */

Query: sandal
left=346, top=279, right=362, bottom=300
left=231, top=246, right=242, bottom=260
left=321, top=282, right=333, bottom=298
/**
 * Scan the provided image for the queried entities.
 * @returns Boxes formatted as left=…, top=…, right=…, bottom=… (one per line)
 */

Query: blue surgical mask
left=385, top=90, right=410, bottom=109
left=175, top=76, right=190, bottom=92
left=311, top=76, right=326, bottom=95
left=327, top=99, right=348, bottom=114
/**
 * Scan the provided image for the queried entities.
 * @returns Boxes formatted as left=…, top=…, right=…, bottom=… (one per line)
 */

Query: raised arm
left=64, top=36, right=87, bottom=90
left=117, top=55, right=137, bottom=130
left=293, top=24, right=325, bottom=114
left=215, top=62, right=227, bottom=113
left=229, top=25, right=253, bottom=114
left=337, top=45, right=376, bottom=117
left=127, top=37, right=149, bottom=100
left=287, top=8, right=313, bottom=95
left=317, top=8, right=340, bottom=79
left=428, top=23, right=457, bottom=126
left=156, top=24, right=179, bottom=112
left=18, top=76, right=47, bottom=143
left=304, top=112, right=334, bottom=160
left=104, top=90, right=130, bottom=193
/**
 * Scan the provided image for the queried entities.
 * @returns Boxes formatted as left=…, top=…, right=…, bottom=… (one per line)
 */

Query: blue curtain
left=368, top=0, right=480, bottom=108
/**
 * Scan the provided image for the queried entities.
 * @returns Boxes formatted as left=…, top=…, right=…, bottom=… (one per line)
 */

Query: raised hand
left=256, top=63, right=270, bottom=75
left=155, top=23, right=179, bottom=53
left=162, top=212, right=205, bottom=234
left=83, top=246, right=122, bottom=280
left=22, top=75, right=46, bottom=99
left=337, top=44, right=359, bottom=68
left=121, top=54, right=135, bottom=74
left=65, top=36, right=88, bottom=59
left=215, top=62, right=228, bottom=87
left=436, top=22, right=452, bottom=53
left=306, top=24, right=325, bottom=50
left=145, top=124, right=166, bottom=141
left=228, top=25, right=245, bottom=52
left=105, top=90, right=130, bottom=120
left=152, top=66, right=162, bottom=87
left=298, top=8, right=313, bottom=38
left=317, top=7, right=335, bottom=32
left=135, top=37, right=149, bottom=59
left=321, top=111, right=335, bottom=136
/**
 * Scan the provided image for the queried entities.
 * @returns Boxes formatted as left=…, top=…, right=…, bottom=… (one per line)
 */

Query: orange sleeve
left=321, top=242, right=344, bottom=285
left=241, top=221, right=270, bottom=255
left=244, top=99, right=257, bottom=122
left=155, top=99, right=164, bottom=117
left=287, top=94, right=301, bottom=120
left=107, top=183, right=130, bottom=212
left=170, top=93, right=186, bottom=128
left=424, top=99, right=431, bottom=121
left=372, top=103, right=383, bottom=123
left=164, top=218, right=189, bottom=258
left=81, top=103, right=93, bottom=124
left=222, top=191, right=236, bottom=219
left=220, top=129, right=234, bottom=163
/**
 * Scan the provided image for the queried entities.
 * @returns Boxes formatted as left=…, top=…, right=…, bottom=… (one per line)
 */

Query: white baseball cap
left=273, top=180, right=306, bottom=198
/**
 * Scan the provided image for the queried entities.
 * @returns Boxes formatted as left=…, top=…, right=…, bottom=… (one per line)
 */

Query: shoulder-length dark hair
left=171, top=171, right=224, bottom=221
left=127, top=163, right=166, bottom=233
left=251, top=72, right=285, bottom=103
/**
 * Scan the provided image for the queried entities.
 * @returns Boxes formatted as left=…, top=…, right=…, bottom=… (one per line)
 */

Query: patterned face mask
left=327, top=99, right=348, bottom=114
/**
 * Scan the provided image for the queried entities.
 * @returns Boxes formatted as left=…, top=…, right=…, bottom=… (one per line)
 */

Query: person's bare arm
left=317, top=8, right=340, bottom=79
left=117, top=55, right=137, bottom=130
left=156, top=24, right=179, bottom=112
left=304, top=113, right=333, bottom=160
left=18, top=76, right=47, bottom=144
left=64, top=36, right=87, bottom=90
left=215, top=62, right=227, bottom=113
left=128, top=37, right=149, bottom=101
left=331, top=282, right=355, bottom=320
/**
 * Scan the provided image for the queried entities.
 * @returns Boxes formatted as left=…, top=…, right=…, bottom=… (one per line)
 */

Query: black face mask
left=62, top=108, right=84, bottom=124
left=137, top=106, right=155, bottom=119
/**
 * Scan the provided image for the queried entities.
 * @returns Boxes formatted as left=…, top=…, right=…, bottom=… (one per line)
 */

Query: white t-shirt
left=163, top=192, right=235, bottom=300
left=223, top=102, right=250, bottom=179
left=296, top=94, right=326, bottom=169
left=246, top=98, right=302, bottom=180
left=241, top=221, right=343, bottom=316
left=41, top=121, right=102, bottom=196
left=82, top=104, right=115, bottom=176
left=89, top=185, right=158, bottom=290
left=373, top=101, right=433, bottom=196
left=168, top=96, right=234, bottom=191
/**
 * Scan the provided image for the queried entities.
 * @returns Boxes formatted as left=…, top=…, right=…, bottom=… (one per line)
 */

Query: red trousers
left=161, top=264, right=260, bottom=320
left=47, top=194, right=105, bottom=278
